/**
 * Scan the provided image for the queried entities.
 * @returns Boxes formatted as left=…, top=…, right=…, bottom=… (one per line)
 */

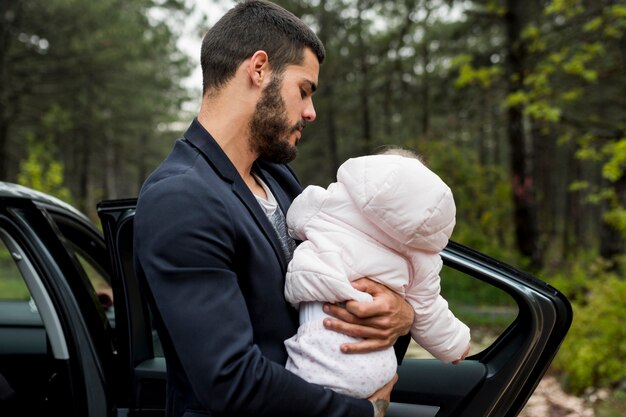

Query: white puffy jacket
left=284, top=154, right=470, bottom=363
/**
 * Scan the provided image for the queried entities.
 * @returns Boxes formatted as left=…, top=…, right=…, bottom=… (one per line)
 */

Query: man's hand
left=323, top=278, right=414, bottom=353
left=368, top=373, right=397, bottom=417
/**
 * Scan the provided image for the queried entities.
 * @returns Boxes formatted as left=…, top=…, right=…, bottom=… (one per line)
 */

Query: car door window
left=406, top=263, right=518, bottom=359
left=67, top=244, right=115, bottom=321
left=0, top=237, right=29, bottom=301
left=48, top=213, right=115, bottom=328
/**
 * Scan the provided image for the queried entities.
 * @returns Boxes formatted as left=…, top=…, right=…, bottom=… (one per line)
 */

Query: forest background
left=2, top=0, right=625, bottom=414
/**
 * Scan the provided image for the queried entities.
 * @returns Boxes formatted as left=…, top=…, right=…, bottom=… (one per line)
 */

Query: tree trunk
left=78, top=134, right=92, bottom=215
left=0, top=0, right=19, bottom=181
left=0, top=121, right=8, bottom=180
left=562, top=145, right=582, bottom=260
left=505, top=0, right=541, bottom=267
left=532, top=126, right=546, bottom=244
left=357, top=0, right=372, bottom=153
left=420, top=0, right=433, bottom=137
left=317, top=0, right=340, bottom=177
left=325, top=86, right=341, bottom=179
left=600, top=175, right=626, bottom=260
left=103, top=133, right=116, bottom=200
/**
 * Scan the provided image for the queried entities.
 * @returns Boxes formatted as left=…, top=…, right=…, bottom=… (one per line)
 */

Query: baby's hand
left=452, top=343, right=471, bottom=364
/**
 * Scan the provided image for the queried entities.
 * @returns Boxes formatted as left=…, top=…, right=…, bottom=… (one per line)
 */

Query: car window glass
left=406, top=263, right=518, bottom=359
left=73, top=251, right=115, bottom=323
left=0, top=237, right=29, bottom=301
left=48, top=213, right=115, bottom=327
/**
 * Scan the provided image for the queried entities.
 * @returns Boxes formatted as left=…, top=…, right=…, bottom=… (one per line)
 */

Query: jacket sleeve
left=285, top=240, right=375, bottom=306
left=134, top=175, right=372, bottom=417
left=405, top=252, right=471, bottom=363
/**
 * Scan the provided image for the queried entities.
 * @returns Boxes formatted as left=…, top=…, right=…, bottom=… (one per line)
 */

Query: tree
left=1, top=0, right=193, bottom=217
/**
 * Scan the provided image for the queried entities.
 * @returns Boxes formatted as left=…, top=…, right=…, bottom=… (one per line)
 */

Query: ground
left=406, top=340, right=599, bottom=417
left=519, top=376, right=596, bottom=417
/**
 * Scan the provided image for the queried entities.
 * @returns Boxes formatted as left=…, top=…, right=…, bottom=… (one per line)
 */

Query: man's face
left=249, top=49, right=319, bottom=164
left=249, top=76, right=298, bottom=164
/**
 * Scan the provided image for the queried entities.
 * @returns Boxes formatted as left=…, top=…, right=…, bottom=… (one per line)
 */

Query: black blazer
left=134, top=119, right=374, bottom=417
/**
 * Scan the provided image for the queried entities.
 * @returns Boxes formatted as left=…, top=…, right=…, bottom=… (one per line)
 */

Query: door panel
left=98, top=200, right=164, bottom=414
left=391, top=360, right=486, bottom=416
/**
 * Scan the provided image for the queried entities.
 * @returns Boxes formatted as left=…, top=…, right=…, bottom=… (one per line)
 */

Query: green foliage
left=603, top=208, right=626, bottom=234
left=545, top=0, right=585, bottom=18
left=416, top=141, right=521, bottom=266
left=442, top=266, right=518, bottom=309
left=0, top=279, right=30, bottom=301
left=572, top=136, right=626, bottom=238
left=17, top=106, right=73, bottom=203
left=595, top=389, right=626, bottom=417
left=454, top=55, right=503, bottom=89
left=546, top=253, right=611, bottom=302
left=0, top=246, right=29, bottom=301
left=17, top=142, right=72, bottom=203
left=1, top=0, right=193, bottom=211
left=524, top=100, right=562, bottom=122
left=601, top=139, right=626, bottom=182
left=552, top=258, right=626, bottom=393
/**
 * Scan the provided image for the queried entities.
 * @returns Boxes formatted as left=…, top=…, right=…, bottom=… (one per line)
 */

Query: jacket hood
left=337, top=154, right=455, bottom=252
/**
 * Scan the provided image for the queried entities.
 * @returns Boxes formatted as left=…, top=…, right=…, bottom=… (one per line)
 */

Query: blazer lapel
left=183, top=119, right=289, bottom=273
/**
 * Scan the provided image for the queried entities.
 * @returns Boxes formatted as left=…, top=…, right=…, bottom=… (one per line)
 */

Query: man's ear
left=247, top=50, right=269, bottom=87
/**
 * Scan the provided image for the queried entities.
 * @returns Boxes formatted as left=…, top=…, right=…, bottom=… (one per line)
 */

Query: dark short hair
left=200, top=0, right=325, bottom=95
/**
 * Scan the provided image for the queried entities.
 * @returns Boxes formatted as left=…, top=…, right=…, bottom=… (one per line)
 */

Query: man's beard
left=249, top=76, right=304, bottom=164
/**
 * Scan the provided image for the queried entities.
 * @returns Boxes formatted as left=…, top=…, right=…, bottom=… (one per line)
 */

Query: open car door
left=97, top=198, right=572, bottom=417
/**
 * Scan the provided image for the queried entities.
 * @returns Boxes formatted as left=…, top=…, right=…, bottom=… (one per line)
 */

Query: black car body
left=0, top=181, right=573, bottom=417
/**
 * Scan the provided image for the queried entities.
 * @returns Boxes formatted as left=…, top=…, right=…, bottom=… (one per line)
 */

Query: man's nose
left=302, top=101, right=316, bottom=122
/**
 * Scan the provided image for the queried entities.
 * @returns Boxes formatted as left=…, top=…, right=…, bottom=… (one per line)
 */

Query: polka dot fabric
left=284, top=320, right=398, bottom=398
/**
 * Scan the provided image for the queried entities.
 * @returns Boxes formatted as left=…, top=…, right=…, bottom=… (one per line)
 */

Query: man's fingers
left=324, top=317, right=393, bottom=341
left=338, top=336, right=393, bottom=354
left=346, top=297, right=387, bottom=319
left=324, top=302, right=392, bottom=328
left=322, top=277, right=414, bottom=354
left=323, top=302, right=361, bottom=323
left=351, top=277, right=379, bottom=292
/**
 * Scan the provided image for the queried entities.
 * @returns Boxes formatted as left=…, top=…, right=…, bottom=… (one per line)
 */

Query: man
left=134, top=1, right=414, bottom=416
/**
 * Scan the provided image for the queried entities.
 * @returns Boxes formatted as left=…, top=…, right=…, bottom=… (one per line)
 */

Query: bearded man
left=133, top=2, right=414, bottom=416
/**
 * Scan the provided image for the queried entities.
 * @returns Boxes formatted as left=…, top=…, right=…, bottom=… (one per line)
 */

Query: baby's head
left=376, top=146, right=424, bottom=163
left=338, top=145, right=455, bottom=252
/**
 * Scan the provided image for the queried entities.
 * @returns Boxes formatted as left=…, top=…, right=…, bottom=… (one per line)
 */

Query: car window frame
left=0, top=224, right=69, bottom=360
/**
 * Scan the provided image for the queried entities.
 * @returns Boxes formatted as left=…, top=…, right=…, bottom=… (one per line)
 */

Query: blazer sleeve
left=134, top=174, right=372, bottom=417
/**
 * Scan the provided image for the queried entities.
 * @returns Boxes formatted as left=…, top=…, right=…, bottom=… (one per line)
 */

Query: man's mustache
left=290, top=120, right=306, bottom=133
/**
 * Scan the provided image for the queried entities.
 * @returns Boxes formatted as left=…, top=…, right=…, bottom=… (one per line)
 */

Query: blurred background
left=1, top=0, right=625, bottom=415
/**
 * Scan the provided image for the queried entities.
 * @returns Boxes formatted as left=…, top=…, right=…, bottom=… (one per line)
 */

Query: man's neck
left=197, top=99, right=258, bottom=181
left=197, top=100, right=267, bottom=198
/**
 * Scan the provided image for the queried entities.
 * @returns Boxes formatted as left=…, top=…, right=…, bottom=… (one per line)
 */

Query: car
left=0, top=181, right=572, bottom=417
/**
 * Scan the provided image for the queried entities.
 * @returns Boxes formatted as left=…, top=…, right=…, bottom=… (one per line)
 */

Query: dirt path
left=519, top=376, right=595, bottom=417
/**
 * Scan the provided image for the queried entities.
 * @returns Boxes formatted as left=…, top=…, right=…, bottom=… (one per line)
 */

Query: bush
left=552, top=257, right=626, bottom=394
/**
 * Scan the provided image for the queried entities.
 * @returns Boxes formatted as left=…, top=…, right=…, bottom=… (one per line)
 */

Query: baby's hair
left=377, top=146, right=425, bottom=164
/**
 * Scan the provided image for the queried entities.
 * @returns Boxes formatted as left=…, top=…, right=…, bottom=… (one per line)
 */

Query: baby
left=283, top=148, right=471, bottom=398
